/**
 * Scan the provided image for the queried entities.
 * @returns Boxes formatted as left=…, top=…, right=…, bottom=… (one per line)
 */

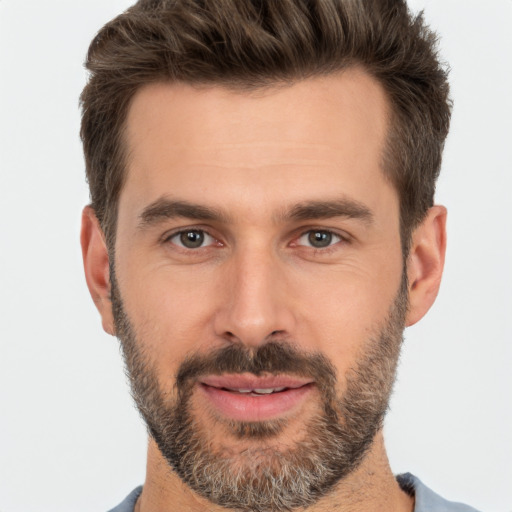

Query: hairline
left=102, top=67, right=413, bottom=258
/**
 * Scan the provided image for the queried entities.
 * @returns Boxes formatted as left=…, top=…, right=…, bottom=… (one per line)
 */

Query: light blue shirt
left=108, top=473, right=480, bottom=512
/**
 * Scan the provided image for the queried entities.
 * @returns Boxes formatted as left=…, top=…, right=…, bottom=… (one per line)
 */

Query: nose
left=213, top=245, right=296, bottom=348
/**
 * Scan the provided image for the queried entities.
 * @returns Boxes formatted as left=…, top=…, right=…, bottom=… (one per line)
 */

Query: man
left=79, top=1, right=478, bottom=511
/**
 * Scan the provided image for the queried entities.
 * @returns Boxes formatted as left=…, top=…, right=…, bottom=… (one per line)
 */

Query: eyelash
left=162, top=227, right=350, bottom=253
left=295, top=230, right=346, bottom=250
left=162, top=228, right=220, bottom=249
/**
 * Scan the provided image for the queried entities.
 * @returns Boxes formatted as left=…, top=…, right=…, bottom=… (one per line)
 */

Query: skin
left=81, top=68, right=446, bottom=512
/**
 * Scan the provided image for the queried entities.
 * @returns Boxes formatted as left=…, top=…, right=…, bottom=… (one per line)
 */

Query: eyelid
left=298, top=230, right=339, bottom=245
left=290, top=227, right=352, bottom=253
left=161, top=227, right=218, bottom=248
left=159, top=225, right=350, bottom=251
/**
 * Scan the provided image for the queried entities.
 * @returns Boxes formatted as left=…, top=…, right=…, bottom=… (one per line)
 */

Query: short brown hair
left=80, top=0, right=451, bottom=253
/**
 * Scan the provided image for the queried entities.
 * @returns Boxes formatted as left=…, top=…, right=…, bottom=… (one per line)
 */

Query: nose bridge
left=214, top=241, right=294, bottom=346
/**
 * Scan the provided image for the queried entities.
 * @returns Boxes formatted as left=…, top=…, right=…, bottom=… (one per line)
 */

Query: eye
left=297, top=230, right=342, bottom=249
left=168, top=229, right=216, bottom=249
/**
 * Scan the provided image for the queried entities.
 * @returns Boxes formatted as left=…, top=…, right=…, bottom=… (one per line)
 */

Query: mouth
left=198, top=374, right=315, bottom=422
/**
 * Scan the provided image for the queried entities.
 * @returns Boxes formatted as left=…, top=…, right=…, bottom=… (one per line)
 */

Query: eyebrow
left=138, top=198, right=228, bottom=229
left=137, top=196, right=374, bottom=230
left=284, top=199, right=374, bottom=224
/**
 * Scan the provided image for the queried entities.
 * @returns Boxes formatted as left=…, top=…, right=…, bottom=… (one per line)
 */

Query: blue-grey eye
left=172, top=230, right=213, bottom=249
left=298, top=230, right=340, bottom=248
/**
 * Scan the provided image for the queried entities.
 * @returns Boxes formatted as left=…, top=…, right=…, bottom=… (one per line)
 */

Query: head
left=80, top=1, right=450, bottom=510
left=81, top=0, right=451, bottom=255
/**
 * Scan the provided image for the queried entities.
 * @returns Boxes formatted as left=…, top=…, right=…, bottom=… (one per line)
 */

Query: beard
left=111, top=270, right=408, bottom=512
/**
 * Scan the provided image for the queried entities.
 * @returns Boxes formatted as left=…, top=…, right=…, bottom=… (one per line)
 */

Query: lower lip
left=199, top=384, right=314, bottom=422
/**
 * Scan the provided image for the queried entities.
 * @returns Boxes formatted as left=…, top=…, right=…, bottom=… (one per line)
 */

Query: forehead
left=121, top=69, right=393, bottom=222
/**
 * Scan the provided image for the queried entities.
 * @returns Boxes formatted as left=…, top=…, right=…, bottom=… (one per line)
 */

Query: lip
left=201, top=374, right=313, bottom=390
left=198, top=374, right=315, bottom=422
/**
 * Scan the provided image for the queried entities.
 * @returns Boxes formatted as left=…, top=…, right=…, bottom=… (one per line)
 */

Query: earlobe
left=80, top=206, right=115, bottom=336
left=405, top=205, right=447, bottom=327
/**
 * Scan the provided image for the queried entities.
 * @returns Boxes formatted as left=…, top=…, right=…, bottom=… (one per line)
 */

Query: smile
left=221, top=387, right=288, bottom=395
left=198, top=375, right=315, bottom=422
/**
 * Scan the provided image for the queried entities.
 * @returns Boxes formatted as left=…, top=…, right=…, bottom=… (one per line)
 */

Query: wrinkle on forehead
left=123, top=68, right=389, bottom=175
left=117, top=68, right=396, bottom=241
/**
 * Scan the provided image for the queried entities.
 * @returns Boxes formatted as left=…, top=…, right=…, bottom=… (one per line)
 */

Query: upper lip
left=200, top=374, right=314, bottom=391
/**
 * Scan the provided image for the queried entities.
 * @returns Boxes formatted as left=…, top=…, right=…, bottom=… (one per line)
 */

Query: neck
left=135, top=432, right=414, bottom=512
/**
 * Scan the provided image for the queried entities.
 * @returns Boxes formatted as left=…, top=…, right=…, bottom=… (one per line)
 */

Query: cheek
left=117, top=262, right=219, bottom=377
left=115, top=233, right=404, bottom=385
left=289, top=255, right=403, bottom=374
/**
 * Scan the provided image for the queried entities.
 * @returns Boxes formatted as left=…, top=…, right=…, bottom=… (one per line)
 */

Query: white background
left=0, top=1, right=511, bottom=511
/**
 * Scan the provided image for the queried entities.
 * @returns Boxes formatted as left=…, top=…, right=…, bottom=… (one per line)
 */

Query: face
left=112, top=278, right=407, bottom=511
left=105, top=70, right=408, bottom=509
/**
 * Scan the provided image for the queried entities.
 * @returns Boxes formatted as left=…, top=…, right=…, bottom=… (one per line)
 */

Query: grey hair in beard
left=111, top=266, right=408, bottom=512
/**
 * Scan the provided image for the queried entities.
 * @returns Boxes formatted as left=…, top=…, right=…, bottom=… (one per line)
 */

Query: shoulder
left=105, top=477, right=480, bottom=512
left=107, top=486, right=143, bottom=512
left=397, top=473, right=481, bottom=512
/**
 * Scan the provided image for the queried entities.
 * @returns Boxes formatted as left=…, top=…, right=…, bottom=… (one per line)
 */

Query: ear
left=406, top=205, right=447, bottom=327
left=80, top=206, right=115, bottom=336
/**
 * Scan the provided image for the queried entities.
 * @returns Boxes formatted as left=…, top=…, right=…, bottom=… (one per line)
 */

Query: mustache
left=175, top=341, right=337, bottom=393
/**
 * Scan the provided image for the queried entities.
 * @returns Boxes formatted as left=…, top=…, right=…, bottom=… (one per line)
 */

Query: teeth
left=252, top=387, right=287, bottom=394
left=223, top=386, right=287, bottom=394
